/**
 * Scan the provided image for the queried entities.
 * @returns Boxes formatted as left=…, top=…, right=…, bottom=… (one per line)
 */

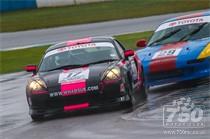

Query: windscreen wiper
left=86, top=59, right=119, bottom=65
left=178, top=23, right=207, bottom=42
left=148, top=28, right=181, bottom=46
left=46, top=64, right=84, bottom=71
left=44, top=60, right=118, bottom=72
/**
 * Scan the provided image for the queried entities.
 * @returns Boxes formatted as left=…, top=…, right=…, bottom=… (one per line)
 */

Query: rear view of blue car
left=136, top=11, right=210, bottom=87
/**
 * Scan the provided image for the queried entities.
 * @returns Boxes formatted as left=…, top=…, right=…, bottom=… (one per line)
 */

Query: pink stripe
left=64, top=103, right=89, bottom=111
left=66, top=37, right=92, bottom=46
left=61, top=80, right=86, bottom=96
left=176, top=13, right=203, bottom=20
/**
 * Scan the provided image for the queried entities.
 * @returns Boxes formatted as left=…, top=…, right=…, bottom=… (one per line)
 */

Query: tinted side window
left=114, top=40, right=125, bottom=59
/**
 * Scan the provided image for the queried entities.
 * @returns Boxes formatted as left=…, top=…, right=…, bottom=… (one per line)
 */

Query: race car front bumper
left=27, top=81, right=131, bottom=117
left=28, top=94, right=130, bottom=117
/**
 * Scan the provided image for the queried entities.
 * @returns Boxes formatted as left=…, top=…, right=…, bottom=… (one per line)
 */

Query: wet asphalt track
left=0, top=72, right=209, bottom=139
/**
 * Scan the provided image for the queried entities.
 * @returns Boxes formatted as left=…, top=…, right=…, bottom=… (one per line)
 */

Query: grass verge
left=1, top=0, right=209, bottom=32
left=0, top=31, right=153, bottom=74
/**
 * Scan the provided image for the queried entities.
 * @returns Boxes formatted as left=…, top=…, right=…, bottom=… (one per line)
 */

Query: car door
left=114, top=40, right=139, bottom=88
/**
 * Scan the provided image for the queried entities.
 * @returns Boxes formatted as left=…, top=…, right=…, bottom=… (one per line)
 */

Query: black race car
left=25, top=37, right=146, bottom=121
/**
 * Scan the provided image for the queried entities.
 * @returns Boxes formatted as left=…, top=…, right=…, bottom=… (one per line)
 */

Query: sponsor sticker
left=50, top=85, right=99, bottom=97
left=59, top=67, right=89, bottom=83
left=156, top=16, right=210, bottom=32
left=61, top=81, right=87, bottom=96
left=45, top=42, right=115, bottom=58
left=152, top=48, right=182, bottom=59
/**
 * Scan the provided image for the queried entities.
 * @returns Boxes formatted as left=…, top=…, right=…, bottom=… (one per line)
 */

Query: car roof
left=162, top=11, right=210, bottom=24
left=46, top=36, right=115, bottom=53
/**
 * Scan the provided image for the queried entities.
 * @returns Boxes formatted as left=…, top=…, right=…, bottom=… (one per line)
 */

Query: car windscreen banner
left=156, top=15, right=210, bottom=32
left=44, top=42, right=115, bottom=58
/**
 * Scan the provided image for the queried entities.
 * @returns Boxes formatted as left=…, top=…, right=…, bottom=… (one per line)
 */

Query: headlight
left=198, top=43, right=210, bottom=59
left=29, top=79, right=47, bottom=91
left=104, top=67, right=121, bottom=80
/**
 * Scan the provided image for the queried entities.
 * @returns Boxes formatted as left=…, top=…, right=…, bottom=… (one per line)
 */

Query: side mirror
left=136, top=39, right=147, bottom=48
left=124, top=49, right=134, bottom=58
left=24, top=65, right=37, bottom=73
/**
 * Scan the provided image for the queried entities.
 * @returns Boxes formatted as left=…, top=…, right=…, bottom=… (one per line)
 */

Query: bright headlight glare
left=105, top=67, right=120, bottom=80
left=29, top=79, right=47, bottom=90
left=198, top=43, right=210, bottom=59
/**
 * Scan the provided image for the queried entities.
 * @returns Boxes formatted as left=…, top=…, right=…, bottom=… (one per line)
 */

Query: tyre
left=140, top=67, right=148, bottom=99
left=140, top=84, right=147, bottom=99
left=126, top=81, right=136, bottom=107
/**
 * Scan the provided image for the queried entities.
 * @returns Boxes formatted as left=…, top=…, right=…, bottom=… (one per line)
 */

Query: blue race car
left=136, top=11, right=210, bottom=87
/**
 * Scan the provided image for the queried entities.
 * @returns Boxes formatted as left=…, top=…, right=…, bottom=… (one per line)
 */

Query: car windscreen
left=148, top=16, right=210, bottom=46
left=39, top=42, right=120, bottom=72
